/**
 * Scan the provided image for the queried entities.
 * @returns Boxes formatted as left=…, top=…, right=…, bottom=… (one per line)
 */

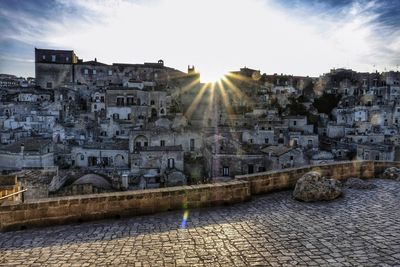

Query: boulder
left=382, top=167, right=400, bottom=181
left=344, top=177, right=377, bottom=190
left=293, top=171, right=342, bottom=202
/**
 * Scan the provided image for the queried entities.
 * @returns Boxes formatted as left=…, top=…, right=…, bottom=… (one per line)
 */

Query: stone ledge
left=0, top=180, right=251, bottom=231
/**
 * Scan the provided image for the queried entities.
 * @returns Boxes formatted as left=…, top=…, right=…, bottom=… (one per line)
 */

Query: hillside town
left=1, top=48, right=399, bottom=200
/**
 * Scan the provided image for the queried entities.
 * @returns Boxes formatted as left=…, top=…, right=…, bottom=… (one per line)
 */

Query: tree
left=287, top=97, right=308, bottom=116
left=313, top=93, right=341, bottom=115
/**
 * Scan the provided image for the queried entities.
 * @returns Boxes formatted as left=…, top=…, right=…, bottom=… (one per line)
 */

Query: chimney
left=95, top=58, right=97, bottom=62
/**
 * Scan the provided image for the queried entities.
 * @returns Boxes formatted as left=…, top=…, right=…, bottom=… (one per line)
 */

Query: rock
left=344, top=177, right=377, bottom=190
left=382, top=167, right=400, bottom=181
left=293, top=171, right=342, bottom=202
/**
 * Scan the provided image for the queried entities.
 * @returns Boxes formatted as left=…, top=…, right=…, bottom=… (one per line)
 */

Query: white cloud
left=4, top=0, right=400, bottom=78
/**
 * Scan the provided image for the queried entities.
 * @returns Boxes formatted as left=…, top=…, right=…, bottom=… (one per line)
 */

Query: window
left=249, top=139, right=253, bottom=144
left=258, top=166, right=266, bottom=172
left=93, top=69, right=97, bottom=75
left=168, top=158, right=175, bottom=169
left=108, top=70, right=112, bottom=76
left=248, top=164, right=254, bottom=174
left=80, top=155, right=84, bottom=160
left=116, top=97, right=125, bottom=106
left=116, top=131, right=119, bottom=136
left=52, top=55, right=56, bottom=62
left=265, top=138, right=269, bottom=144
left=290, top=156, right=294, bottom=160
left=160, top=140, right=165, bottom=147
left=46, top=82, right=52, bottom=89
left=84, top=69, right=89, bottom=75
left=151, top=100, right=155, bottom=105
left=144, top=142, right=148, bottom=147
left=94, top=104, right=97, bottom=110
left=223, top=166, right=229, bottom=176
left=293, top=121, right=297, bottom=126
left=135, top=142, right=141, bottom=148
left=66, top=56, right=69, bottom=62
left=42, top=55, right=46, bottom=60
left=308, top=140, right=313, bottom=145
left=190, top=139, right=195, bottom=151
left=127, top=97, right=134, bottom=105
left=113, top=113, right=119, bottom=120
left=101, top=96, right=105, bottom=102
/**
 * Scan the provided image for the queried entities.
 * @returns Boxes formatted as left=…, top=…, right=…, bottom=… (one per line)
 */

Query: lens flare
left=180, top=210, right=190, bottom=229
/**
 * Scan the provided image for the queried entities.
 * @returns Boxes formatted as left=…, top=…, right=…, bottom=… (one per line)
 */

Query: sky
left=0, top=0, right=399, bottom=82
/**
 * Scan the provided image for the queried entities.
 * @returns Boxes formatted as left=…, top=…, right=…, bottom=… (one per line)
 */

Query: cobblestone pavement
left=1, top=179, right=400, bottom=267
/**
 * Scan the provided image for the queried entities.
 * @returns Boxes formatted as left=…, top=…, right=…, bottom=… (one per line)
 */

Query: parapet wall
left=0, top=180, right=250, bottom=231
left=236, top=160, right=400, bottom=195
left=1, top=161, right=399, bottom=231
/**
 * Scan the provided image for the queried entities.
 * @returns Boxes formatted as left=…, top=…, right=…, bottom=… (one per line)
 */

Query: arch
left=134, top=135, right=149, bottom=149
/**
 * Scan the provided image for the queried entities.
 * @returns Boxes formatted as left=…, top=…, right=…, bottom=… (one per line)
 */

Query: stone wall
left=0, top=180, right=250, bottom=231
left=236, top=160, right=400, bottom=195
left=1, top=160, right=399, bottom=232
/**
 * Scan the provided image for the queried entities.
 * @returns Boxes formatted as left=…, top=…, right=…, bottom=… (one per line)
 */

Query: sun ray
left=202, top=82, right=216, bottom=127
left=217, top=79, right=235, bottom=128
left=221, top=75, right=255, bottom=108
left=184, top=83, right=209, bottom=120
left=225, top=72, right=261, bottom=87
left=170, top=76, right=200, bottom=98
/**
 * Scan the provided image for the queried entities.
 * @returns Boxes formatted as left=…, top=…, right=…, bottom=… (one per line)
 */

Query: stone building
left=71, top=140, right=129, bottom=169
left=105, top=88, right=167, bottom=122
left=0, top=138, right=54, bottom=170
left=35, top=48, right=185, bottom=90
left=203, top=135, right=272, bottom=178
left=35, top=48, right=78, bottom=89
left=261, top=145, right=307, bottom=169
left=131, top=145, right=185, bottom=187
left=356, top=144, right=394, bottom=161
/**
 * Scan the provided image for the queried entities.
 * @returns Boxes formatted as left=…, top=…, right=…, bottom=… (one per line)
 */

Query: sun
left=200, top=70, right=226, bottom=84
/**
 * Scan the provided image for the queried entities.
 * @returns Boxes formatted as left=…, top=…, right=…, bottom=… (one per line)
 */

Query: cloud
left=0, top=0, right=399, bottom=78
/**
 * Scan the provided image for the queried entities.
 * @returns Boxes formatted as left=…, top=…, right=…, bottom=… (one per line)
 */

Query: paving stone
left=0, top=179, right=399, bottom=266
